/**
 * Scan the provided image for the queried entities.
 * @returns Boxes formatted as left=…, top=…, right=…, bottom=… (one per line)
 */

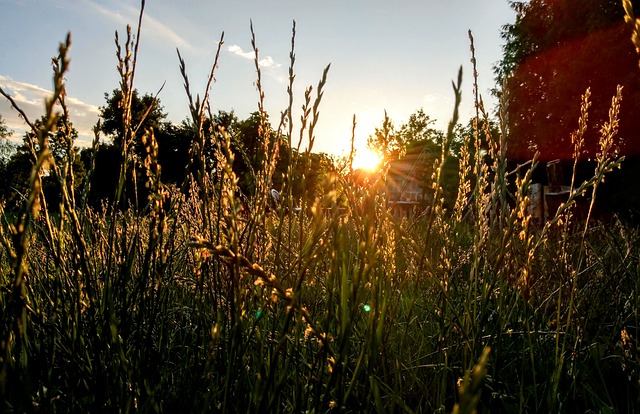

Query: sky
left=0, top=0, right=515, bottom=158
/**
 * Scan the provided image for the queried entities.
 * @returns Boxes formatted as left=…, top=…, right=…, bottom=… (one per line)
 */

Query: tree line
left=0, top=87, right=493, bottom=215
left=0, top=91, right=335, bottom=213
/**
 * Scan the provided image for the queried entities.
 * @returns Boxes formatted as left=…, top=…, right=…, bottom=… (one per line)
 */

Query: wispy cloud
left=227, top=44, right=281, bottom=68
left=84, top=0, right=196, bottom=53
left=0, top=75, right=99, bottom=146
left=82, top=0, right=130, bottom=26
left=140, top=10, right=196, bottom=53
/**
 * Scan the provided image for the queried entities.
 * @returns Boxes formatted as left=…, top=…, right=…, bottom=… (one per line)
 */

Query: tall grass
left=0, top=4, right=639, bottom=413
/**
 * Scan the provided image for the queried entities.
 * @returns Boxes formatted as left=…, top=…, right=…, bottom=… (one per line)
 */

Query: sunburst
left=352, top=147, right=381, bottom=172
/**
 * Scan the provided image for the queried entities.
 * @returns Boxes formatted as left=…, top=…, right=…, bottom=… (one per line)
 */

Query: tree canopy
left=99, top=88, right=167, bottom=151
left=367, top=109, right=446, bottom=160
left=86, top=89, right=333, bottom=208
left=496, top=0, right=640, bottom=161
left=0, top=115, right=85, bottom=210
left=0, top=115, right=16, bottom=164
left=0, top=114, right=11, bottom=139
left=366, top=109, right=464, bottom=209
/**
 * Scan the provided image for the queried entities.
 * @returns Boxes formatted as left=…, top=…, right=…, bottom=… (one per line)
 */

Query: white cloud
left=258, top=56, right=279, bottom=68
left=0, top=75, right=99, bottom=146
left=228, top=45, right=254, bottom=60
left=227, top=44, right=281, bottom=68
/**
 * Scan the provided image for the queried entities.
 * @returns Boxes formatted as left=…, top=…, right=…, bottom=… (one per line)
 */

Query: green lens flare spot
left=255, top=309, right=263, bottom=319
left=363, top=304, right=371, bottom=312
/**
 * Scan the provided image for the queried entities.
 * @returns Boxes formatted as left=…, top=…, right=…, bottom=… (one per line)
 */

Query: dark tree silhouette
left=80, top=144, right=121, bottom=208
left=99, top=88, right=167, bottom=152
left=0, top=116, right=84, bottom=210
left=0, top=115, right=17, bottom=192
left=154, top=121, right=195, bottom=185
left=90, top=89, right=168, bottom=209
left=0, top=150, right=32, bottom=210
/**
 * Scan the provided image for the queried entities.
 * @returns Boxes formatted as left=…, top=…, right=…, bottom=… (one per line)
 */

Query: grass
left=0, top=4, right=639, bottom=413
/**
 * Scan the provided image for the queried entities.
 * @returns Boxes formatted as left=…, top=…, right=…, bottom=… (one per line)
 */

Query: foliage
left=0, top=114, right=11, bottom=139
left=154, top=120, right=195, bottom=184
left=368, top=110, right=467, bottom=210
left=0, top=116, right=18, bottom=205
left=0, top=116, right=85, bottom=210
left=495, top=0, right=626, bottom=88
left=79, top=143, right=121, bottom=207
left=0, top=150, right=32, bottom=208
left=496, top=0, right=640, bottom=161
left=100, top=88, right=167, bottom=151
left=0, top=138, right=17, bottom=163
left=368, top=108, right=446, bottom=160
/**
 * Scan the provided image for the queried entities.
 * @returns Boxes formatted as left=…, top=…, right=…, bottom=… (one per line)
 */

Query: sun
left=352, top=147, right=382, bottom=172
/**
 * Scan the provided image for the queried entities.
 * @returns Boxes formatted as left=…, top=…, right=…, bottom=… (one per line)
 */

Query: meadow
left=1, top=6, right=639, bottom=413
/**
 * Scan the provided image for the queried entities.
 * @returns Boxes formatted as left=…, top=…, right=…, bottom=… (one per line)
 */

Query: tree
left=235, top=112, right=270, bottom=169
left=211, top=110, right=328, bottom=204
left=1, top=151, right=32, bottom=209
left=495, top=0, right=640, bottom=217
left=289, top=150, right=333, bottom=202
left=20, top=116, right=86, bottom=210
left=495, top=0, right=640, bottom=161
left=99, top=88, right=167, bottom=151
left=367, top=109, right=456, bottom=161
left=0, top=115, right=17, bottom=178
left=0, top=114, right=31, bottom=207
left=223, top=111, right=277, bottom=196
left=397, top=109, right=446, bottom=149
left=0, top=114, right=11, bottom=139
left=367, top=110, right=463, bottom=208
left=160, top=110, right=268, bottom=192
left=0, top=139, right=17, bottom=165
left=31, top=116, right=80, bottom=166
left=368, top=109, right=445, bottom=161
left=94, top=89, right=168, bottom=209
left=80, top=144, right=121, bottom=208
left=151, top=121, right=192, bottom=185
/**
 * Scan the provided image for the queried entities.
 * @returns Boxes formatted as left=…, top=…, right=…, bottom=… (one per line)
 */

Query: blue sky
left=0, top=0, right=514, bottom=157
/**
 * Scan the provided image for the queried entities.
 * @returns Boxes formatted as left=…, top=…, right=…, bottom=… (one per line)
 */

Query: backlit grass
left=0, top=4, right=638, bottom=413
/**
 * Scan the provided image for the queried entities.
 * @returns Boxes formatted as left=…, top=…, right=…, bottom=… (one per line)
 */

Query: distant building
left=385, top=144, right=433, bottom=218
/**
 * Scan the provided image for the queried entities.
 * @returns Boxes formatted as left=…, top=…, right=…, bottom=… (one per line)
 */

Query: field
left=1, top=8, right=639, bottom=414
